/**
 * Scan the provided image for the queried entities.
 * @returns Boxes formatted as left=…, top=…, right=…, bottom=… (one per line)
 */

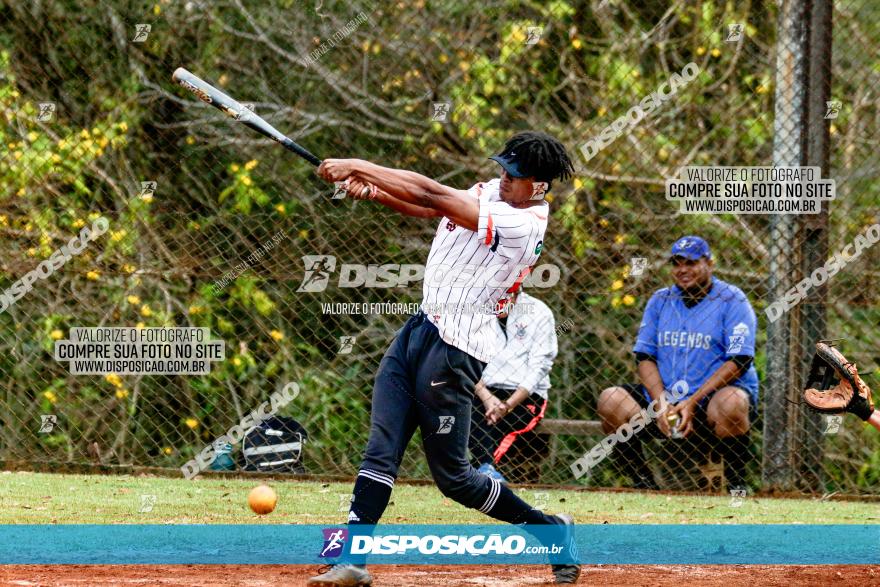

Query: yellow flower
left=80, top=129, right=89, bottom=139
left=696, top=46, right=706, bottom=56
left=599, top=218, right=610, bottom=228
left=573, top=178, right=583, bottom=190
left=244, top=159, right=258, bottom=170
left=71, top=218, right=85, bottom=228
left=711, top=48, right=721, bottom=58
left=611, top=296, right=622, bottom=308
left=136, top=322, right=146, bottom=329
left=218, top=74, right=228, bottom=86
left=510, top=28, right=526, bottom=44
left=43, top=390, right=57, bottom=404
left=230, top=163, right=240, bottom=172
left=275, top=204, right=286, bottom=214
left=111, top=229, right=127, bottom=242
left=88, top=212, right=100, bottom=220
left=185, top=418, right=199, bottom=430
left=829, top=124, right=837, bottom=135
left=270, top=330, right=284, bottom=341
left=141, top=193, right=154, bottom=203
left=188, top=305, right=202, bottom=315
left=756, top=84, right=769, bottom=94
left=115, top=388, right=129, bottom=399
left=27, top=247, right=37, bottom=257
left=162, top=446, right=173, bottom=455
left=140, top=305, right=152, bottom=317
left=0, top=215, right=7, bottom=226
left=153, top=4, right=161, bottom=16
left=439, top=53, right=448, bottom=64
left=122, top=264, right=136, bottom=274
left=99, top=137, right=109, bottom=148
left=50, top=329, right=64, bottom=340
left=86, top=270, right=100, bottom=280
left=299, top=229, right=309, bottom=239
left=611, top=280, right=624, bottom=291
left=51, top=154, right=62, bottom=163
left=622, top=294, right=636, bottom=306
left=241, top=176, right=252, bottom=186
left=232, top=357, right=242, bottom=367
left=119, top=122, right=128, bottom=132
left=614, top=233, right=625, bottom=245
left=572, top=39, right=583, bottom=49
left=372, top=43, right=381, bottom=55
left=630, top=70, right=640, bottom=78
left=13, top=151, right=21, bottom=160
left=597, top=106, right=607, bottom=117
left=545, top=194, right=554, bottom=203
left=127, top=295, right=141, bottom=305
left=186, top=135, right=196, bottom=145
left=27, top=131, right=38, bottom=142
left=105, top=373, right=123, bottom=387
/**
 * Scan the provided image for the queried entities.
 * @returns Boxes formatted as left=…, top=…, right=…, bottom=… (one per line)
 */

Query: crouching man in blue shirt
left=597, top=236, right=759, bottom=492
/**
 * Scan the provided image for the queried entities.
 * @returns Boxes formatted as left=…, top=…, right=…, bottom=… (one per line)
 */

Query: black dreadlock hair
left=496, top=131, right=574, bottom=183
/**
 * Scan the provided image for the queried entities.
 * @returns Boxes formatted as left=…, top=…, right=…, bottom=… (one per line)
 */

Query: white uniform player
left=311, top=132, right=579, bottom=586
left=422, top=178, right=548, bottom=362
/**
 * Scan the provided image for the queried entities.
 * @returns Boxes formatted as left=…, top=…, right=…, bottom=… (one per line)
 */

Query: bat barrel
left=173, top=67, right=322, bottom=167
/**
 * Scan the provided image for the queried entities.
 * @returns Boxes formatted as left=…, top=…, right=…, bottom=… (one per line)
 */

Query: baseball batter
left=309, top=132, right=579, bottom=586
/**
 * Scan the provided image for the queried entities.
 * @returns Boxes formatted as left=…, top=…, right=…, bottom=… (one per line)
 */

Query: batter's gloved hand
left=803, top=342, right=874, bottom=421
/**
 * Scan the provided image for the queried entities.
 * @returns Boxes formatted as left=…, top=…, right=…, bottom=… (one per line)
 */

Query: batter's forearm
left=353, top=161, right=442, bottom=208
left=372, top=190, right=439, bottom=218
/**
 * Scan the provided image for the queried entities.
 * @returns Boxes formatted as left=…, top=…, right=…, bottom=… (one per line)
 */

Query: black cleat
left=550, top=513, right=581, bottom=584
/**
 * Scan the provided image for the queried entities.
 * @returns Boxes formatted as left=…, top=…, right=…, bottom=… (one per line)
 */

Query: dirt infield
left=0, top=565, right=877, bottom=586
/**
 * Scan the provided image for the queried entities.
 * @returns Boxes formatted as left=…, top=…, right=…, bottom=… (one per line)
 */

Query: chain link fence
left=0, top=0, right=877, bottom=495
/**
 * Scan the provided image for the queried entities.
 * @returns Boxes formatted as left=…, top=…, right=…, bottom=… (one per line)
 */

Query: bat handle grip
left=281, top=138, right=322, bottom=167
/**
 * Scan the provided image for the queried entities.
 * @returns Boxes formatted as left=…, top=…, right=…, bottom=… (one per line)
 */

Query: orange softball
left=247, top=484, right=277, bottom=515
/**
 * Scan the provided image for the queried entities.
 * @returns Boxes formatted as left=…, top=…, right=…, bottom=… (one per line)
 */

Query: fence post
left=763, top=0, right=810, bottom=491
left=797, top=0, right=833, bottom=491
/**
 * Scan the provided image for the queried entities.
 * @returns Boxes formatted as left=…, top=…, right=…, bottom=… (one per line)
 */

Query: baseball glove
left=803, top=342, right=874, bottom=421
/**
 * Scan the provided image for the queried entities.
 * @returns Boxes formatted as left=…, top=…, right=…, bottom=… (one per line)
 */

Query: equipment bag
left=238, top=415, right=308, bottom=474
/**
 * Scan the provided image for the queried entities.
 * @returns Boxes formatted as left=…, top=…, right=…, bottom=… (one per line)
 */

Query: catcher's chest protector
left=239, top=415, right=308, bottom=474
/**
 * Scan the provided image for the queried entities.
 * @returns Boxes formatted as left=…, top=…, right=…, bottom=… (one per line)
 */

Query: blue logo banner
left=0, top=524, right=876, bottom=565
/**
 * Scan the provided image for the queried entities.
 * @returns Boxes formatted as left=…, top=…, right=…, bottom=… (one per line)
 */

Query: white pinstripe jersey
left=420, top=178, right=548, bottom=363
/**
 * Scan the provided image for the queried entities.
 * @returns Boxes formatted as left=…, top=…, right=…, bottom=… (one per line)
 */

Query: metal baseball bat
left=171, top=67, right=322, bottom=167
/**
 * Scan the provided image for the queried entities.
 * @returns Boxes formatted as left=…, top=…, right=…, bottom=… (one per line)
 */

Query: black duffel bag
left=238, top=415, right=308, bottom=474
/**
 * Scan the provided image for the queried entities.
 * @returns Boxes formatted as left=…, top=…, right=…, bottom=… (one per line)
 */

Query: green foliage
left=0, top=0, right=877, bottom=495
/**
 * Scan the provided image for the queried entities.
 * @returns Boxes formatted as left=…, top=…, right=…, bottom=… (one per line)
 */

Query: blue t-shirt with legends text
left=633, top=277, right=759, bottom=405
